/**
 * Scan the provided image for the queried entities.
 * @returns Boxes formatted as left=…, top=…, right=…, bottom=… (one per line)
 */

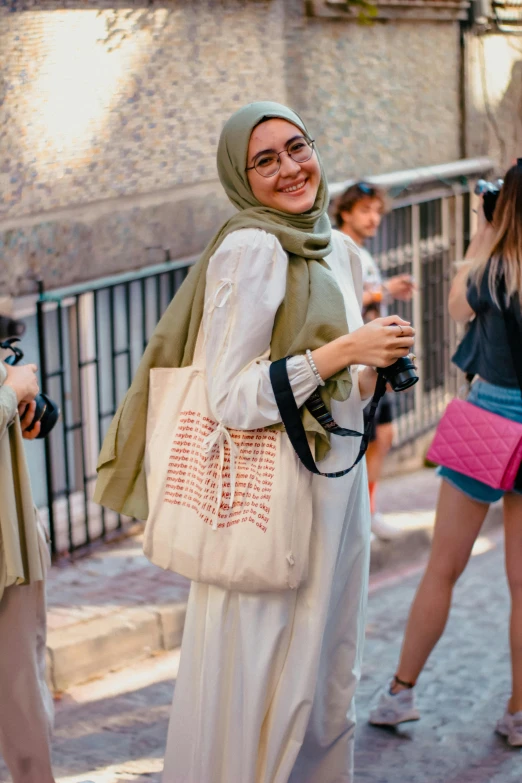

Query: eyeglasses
left=245, top=136, right=315, bottom=178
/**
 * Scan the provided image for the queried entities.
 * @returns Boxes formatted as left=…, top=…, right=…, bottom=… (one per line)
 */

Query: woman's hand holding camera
left=4, top=362, right=39, bottom=404
left=3, top=363, right=43, bottom=438
left=347, top=315, right=415, bottom=368
left=18, top=400, right=42, bottom=439
left=310, top=315, right=414, bottom=383
left=3, top=363, right=42, bottom=438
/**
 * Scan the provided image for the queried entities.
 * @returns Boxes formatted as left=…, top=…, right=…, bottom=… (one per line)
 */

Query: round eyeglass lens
left=254, top=153, right=280, bottom=177
left=254, top=138, right=314, bottom=177
left=288, top=138, right=314, bottom=163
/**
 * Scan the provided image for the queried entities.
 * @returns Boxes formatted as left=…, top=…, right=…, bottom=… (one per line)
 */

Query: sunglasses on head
left=356, top=182, right=376, bottom=196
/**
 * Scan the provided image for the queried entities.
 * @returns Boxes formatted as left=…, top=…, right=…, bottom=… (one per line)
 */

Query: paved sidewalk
left=0, top=520, right=513, bottom=783
left=45, top=468, right=503, bottom=690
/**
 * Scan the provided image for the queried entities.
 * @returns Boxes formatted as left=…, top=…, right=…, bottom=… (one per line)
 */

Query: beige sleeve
left=0, top=363, right=18, bottom=438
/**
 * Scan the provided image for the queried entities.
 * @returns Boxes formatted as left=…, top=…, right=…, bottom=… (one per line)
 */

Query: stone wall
left=0, top=0, right=287, bottom=295
left=285, top=0, right=462, bottom=180
left=0, top=0, right=464, bottom=297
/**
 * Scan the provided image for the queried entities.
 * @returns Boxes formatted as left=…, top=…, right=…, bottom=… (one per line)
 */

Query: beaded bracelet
left=306, top=349, right=326, bottom=387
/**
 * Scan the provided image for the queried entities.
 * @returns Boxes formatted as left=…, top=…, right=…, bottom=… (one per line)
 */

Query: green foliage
left=345, top=0, right=379, bottom=24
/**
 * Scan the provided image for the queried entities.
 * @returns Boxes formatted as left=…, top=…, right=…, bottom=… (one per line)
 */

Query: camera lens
left=392, top=363, right=418, bottom=391
left=379, top=356, right=418, bottom=392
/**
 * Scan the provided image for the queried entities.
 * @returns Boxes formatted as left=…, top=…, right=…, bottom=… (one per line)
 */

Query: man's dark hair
left=334, top=182, right=387, bottom=228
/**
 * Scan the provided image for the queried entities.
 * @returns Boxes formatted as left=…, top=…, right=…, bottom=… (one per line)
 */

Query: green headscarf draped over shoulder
left=94, top=101, right=352, bottom=520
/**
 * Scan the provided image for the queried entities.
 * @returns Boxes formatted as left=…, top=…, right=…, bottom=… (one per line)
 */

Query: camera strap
left=0, top=337, right=23, bottom=365
left=270, top=357, right=387, bottom=478
left=305, top=389, right=364, bottom=437
left=501, top=293, right=522, bottom=491
left=503, top=302, right=522, bottom=401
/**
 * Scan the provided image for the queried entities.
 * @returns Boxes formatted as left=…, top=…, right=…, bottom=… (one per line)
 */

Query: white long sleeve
left=203, top=229, right=318, bottom=430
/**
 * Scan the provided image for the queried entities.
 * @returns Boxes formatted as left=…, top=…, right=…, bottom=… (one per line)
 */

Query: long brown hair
left=470, top=162, right=522, bottom=306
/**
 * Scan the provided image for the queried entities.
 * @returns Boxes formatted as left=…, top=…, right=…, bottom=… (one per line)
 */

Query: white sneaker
left=369, top=681, right=421, bottom=726
left=496, top=708, right=522, bottom=746
left=371, top=512, right=403, bottom=541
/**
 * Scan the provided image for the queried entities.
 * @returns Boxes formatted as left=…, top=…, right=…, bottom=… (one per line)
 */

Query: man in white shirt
left=335, top=183, right=415, bottom=540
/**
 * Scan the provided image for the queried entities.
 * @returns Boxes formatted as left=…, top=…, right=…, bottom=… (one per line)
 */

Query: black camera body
left=1, top=337, right=60, bottom=438
left=474, top=178, right=504, bottom=223
left=0, top=315, right=26, bottom=340
left=378, top=355, right=418, bottom=392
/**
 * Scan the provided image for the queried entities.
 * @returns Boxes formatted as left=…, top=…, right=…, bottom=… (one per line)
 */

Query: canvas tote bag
left=143, top=330, right=313, bottom=592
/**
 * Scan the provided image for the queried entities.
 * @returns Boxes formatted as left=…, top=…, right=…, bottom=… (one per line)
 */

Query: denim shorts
left=437, top=380, right=522, bottom=504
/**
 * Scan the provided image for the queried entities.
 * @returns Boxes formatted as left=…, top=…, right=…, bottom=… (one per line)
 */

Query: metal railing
left=36, top=256, right=197, bottom=554
left=365, top=192, right=465, bottom=448
left=34, top=157, right=494, bottom=555
left=332, top=157, right=494, bottom=447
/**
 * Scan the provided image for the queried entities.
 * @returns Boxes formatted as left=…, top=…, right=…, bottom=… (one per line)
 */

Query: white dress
left=162, top=228, right=371, bottom=783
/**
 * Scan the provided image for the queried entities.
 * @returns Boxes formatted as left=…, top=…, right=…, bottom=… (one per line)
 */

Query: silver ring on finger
left=397, top=325, right=404, bottom=336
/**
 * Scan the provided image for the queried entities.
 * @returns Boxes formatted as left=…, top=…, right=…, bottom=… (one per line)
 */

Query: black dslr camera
left=1, top=337, right=60, bottom=438
left=378, top=355, right=418, bottom=392
left=0, top=315, right=26, bottom=340
left=474, top=178, right=504, bottom=223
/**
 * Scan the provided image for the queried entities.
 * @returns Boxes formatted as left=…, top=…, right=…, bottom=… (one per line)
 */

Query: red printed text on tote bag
left=164, top=410, right=277, bottom=532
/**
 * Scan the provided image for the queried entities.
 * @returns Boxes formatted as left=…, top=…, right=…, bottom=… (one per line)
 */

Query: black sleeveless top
left=452, top=260, right=522, bottom=388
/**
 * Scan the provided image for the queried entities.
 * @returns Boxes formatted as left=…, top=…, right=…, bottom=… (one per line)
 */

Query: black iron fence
left=33, top=159, right=491, bottom=555
left=36, top=256, right=196, bottom=555
left=364, top=191, right=470, bottom=447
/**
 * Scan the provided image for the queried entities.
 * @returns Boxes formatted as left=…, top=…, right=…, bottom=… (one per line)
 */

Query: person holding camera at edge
left=0, top=353, right=95, bottom=782
left=336, top=182, right=415, bottom=540
left=0, top=346, right=56, bottom=783
left=94, top=101, right=415, bottom=783
left=369, top=162, right=522, bottom=747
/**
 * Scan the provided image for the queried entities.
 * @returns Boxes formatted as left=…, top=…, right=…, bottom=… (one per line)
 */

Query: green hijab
left=94, top=101, right=352, bottom=520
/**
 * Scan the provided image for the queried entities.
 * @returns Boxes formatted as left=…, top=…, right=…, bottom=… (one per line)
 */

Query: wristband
left=306, top=349, right=326, bottom=387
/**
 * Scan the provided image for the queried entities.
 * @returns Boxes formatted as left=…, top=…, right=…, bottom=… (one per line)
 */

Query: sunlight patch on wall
left=469, top=34, right=521, bottom=114
left=25, top=11, right=148, bottom=167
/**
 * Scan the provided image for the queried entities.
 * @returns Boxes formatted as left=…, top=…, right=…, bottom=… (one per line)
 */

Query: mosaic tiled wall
left=0, top=0, right=463, bottom=296
left=1, top=0, right=286, bottom=219
left=284, top=2, right=461, bottom=179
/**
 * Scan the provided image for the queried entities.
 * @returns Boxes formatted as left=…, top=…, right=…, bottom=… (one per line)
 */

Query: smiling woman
left=95, top=100, right=414, bottom=783
left=246, top=120, right=321, bottom=213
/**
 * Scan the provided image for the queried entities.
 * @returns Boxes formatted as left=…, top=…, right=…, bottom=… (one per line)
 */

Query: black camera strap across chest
left=502, top=298, right=522, bottom=490
left=503, top=305, right=522, bottom=401
left=270, top=357, right=387, bottom=478
left=466, top=286, right=522, bottom=489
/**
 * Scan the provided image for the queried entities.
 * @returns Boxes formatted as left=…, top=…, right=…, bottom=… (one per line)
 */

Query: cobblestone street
left=356, top=528, right=519, bottom=783
left=1, top=529, right=519, bottom=783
